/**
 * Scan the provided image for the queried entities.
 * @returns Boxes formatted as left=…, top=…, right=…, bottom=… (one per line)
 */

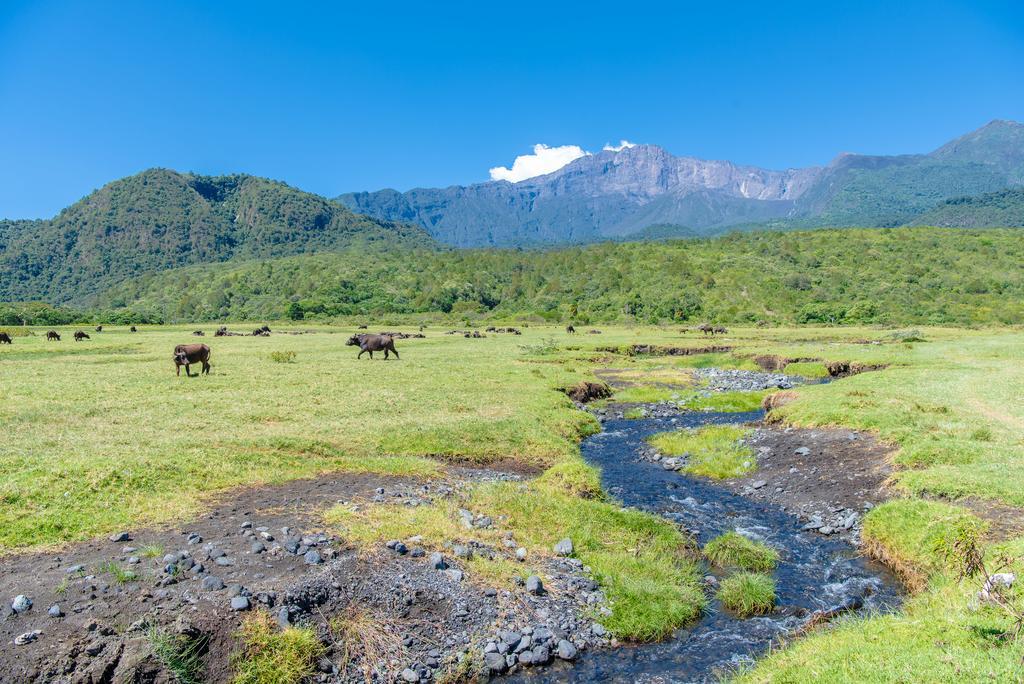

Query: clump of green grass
left=782, top=361, right=830, bottom=378
left=716, top=572, right=776, bottom=617
left=613, top=386, right=677, bottom=403
left=232, top=612, right=326, bottom=684
left=623, top=407, right=646, bottom=419
left=681, top=390, right=768, bottom=412
left=54, top=577, right=69, bottom=596
left=861, top=499, right=987, bottom=592
left=268, top=350, right=297, bottom=363
left=648, top=425, right=754, bottom=479
left=99, top=560, right=138, bottom=584
left=139, top=544, right=164, bottom=559
left=149, top=627, right=207, bottom=684
left=704, top=531, right=779, bottom=572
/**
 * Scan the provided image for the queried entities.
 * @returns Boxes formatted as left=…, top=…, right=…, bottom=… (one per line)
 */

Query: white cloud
left=489, top=143, right=590, bottom=183
left=603, top=140, right=637, bottom=152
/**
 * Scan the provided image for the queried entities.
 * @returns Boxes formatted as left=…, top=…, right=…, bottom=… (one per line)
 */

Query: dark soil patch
left=561, top=381, right=613, bottom=403
left=752, top=355, right=821, bottom=372
left=825, top=361, right=889, bottom=378
left=721, top=428, right=894, bottom=545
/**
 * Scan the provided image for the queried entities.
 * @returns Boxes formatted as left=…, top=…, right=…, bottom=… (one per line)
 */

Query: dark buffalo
left=47, top=331, right=61, bottom=341
left=699, top=323, right=714, bottom=335
left=130, top=326, right=138, bottom=333
left=95, top=325, right=103, bottom=332
left=346, top=333, right=399, bottom=360
left=358, top=325, right=368, bottom=330
left=74, top=331, right=90, bottom=341
left=566, top=325, right=576, bottom=334
left=714, top=325, right=728, bottom=335
left=0, top=332, right=11, bottom=344
left=192, top=330, right=205, bottom=336
left=174, top=343, right=211, bottom=376
left=252, top=325, right=271, bottom=337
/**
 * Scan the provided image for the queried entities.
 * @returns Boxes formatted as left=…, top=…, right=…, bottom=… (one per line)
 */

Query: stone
left=453, top=544, right=472, bottom=560
left=250, top=542, right=266, bottom=554
left=531, top=644, right=551, bottom=665
left=553, top=538, right=574, bottom=556
left=484, top=651, right=508, bottom=674
left=230, top=596, right=250, bottom=611
left=410, top=547, right=425, bottom=558
left=515, top=547, right=527, bottom=562
left=518, top=649, right=535, bottom=665
left=109, top=532, right=130, bottom=543
left=979, top=573, right=1016, bottom=601
left=794, top=447, right=811, bottom=456
left=446, top=569, right=464, bottom=582
left=277, top=607, right=291, bottom=628
left=556, top=639, right=578, bottom=660
left=66, top=564, right=85, bottom=574
left=201, top=576, right=225, bottom=591
left=215, top=556, right=233, bottom=566
left=591, top=623, right=607, bottom=637
left=304, top=550, right=322, bottom=565
left=14, top=630, right=41, bottom=645
left=48, top=604, right=63, bottom=618
left=400, top=668, right=419, bottom=682
left=525, top=575, right=544, bottom=595
left=429, top=552, right=447, bottom=570
left=752, top=480, right=767, bottom=489
left=11, top=595, right=32, bottom=614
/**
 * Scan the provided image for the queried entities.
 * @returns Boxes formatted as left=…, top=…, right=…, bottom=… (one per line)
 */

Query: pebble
left=230, top=596, right=250, bottom=611
left=304, top=550, right=322, bottom=565
left=429, top=552, right=447, bottom=570
left=109, top=532, right=130, bottom=543
left=14, top=630, right=41, bottom=645
left=11, top=595, right=32, bottom=614
left=201, top=576, right=225, bottom=591
left=553, top=538, right=574, bottom=556
left=400, top=668, right=419, bottom=682
left=525, top=575, right=544, bottom=595
left=66, top=564, right=85, bottom=574
left=515, top=547, right=528, bottom=562
left=47, top=604, right=63, bottom=618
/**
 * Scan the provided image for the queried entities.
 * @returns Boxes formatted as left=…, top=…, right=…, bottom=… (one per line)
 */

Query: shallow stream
left=519, top=408, right=903, bottom=683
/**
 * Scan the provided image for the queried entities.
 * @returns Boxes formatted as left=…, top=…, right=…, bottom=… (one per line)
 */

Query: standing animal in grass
left=173, top=344, right=211, bottom=376
left=130, top=326, right=138, bottom=333
left=95, top=325, right=103, bottom=332
left=566, top=325, right=576, bottom=334
left=346, top=333, right=399, bottom=360
left=74, top=331, right=90, bottom=341
left=46, top=331, right=61, bottom=341
left=0, top=332, right=11, bottom=344
left=699, top=323, right=714, bottom=335
left=714, top=325, right=728, bottom=335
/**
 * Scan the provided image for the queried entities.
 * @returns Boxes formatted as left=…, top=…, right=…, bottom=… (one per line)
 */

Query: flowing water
left=517, top=409, right=903, bottom=683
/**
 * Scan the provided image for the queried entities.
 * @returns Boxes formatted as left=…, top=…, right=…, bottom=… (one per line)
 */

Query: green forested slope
left=85, top=227, right=1024, bottom=326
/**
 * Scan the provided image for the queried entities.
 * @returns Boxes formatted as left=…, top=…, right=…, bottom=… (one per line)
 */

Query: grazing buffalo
left=192, top=330, right=205, bottom=336
left=0, top=332, right=11, bottom=344
left=358, top=325, right=368, bottom=330
left=346, top=333, right=399, bottom=360
left=698, top=323, right=714, bottom=335
left=46, top=331, right=61, bottom=341
left=95, top=325, right=103, bottom=332
left=74, top=331, right=90, bottom=341
left=130, top=326, right=138, bottom=333
left=566, top=325, right=576, bottom=334
left=173, top=343, right=211, bottom=376
left=252, top=325, right=271, bottom=337
left=714, top=325, right=728, bottom=335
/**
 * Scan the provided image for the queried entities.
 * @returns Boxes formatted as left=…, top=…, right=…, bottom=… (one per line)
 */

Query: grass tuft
left=704, top=531, right=779, bottom=572
left=149, top=627, right=207, bottom=684
left=268, top=350, right=297, bottom=363
left=232, top=612, right=326, bottom=684
left=99, top=560, right=138, bottom=584
left=648, top=425, right=755, bottom=479
left=716, top=572, right=776, bottom=617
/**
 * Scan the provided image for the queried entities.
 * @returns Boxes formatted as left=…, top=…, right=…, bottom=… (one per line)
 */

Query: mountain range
left=338, top=120, right=1024, bottom=246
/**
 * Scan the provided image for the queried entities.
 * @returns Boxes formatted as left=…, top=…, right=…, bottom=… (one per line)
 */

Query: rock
left=251, top=542, right=266, bottom=554
left=553, top=538, right=574, bottom=556
left=400, top=668, right=419, bottom=682
left=429, top=552, right=447, bottom=570
left=819, top=526, right=834, bottom=535
left=304, top=550, right=322, bottom=565
left=277, top=607, right=291, bottom=628
left=109, top=532, right=130, bottom=543
left=11, top=595, right=32, bottom=614
left=201, top=576, right=225, bottom=591
left=531, top=644, right=551, bottom=665
left=525, top=575, right=544, bottom=595
left=556, top=639, right=578, bottom=660
left=518, top=649, right=536, bottom=666
left=484, top=651, right=508, bottom=674
left=127, top=556, right=140, bottom=564
left=842, top=513, right=859, bottom=529
left=14, top=630, right=41, bottom=645
left=215, top=556, right=234, bottom=566
left=48, top=604, right=63, bottom=618
left=230, top=596, right=250, bottom=611
left=979, top=573, right=1016, bottom=601
left=446, top=569, right=464, bottom=582
left=410, top=547, right=425, bottom=558
left=591, top=623, right=607, bottom=637
left=515, top=547, right=527, bottom=562
left=453, top=544, right=472, bottom=560
left=751, top=480, right=767, bottom=489
left=66, top=564, right=85, bottom=574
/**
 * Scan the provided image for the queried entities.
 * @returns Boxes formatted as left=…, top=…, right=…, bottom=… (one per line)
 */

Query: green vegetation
left=329, top=457, right=705, bottom=640
left=3, top=227, right=1014, bottom=326
left=98, top=560, right=139, bottom=585
left=704, top=532, right=779, bottom=572
left=268, top=350, right=297, bottom=363
left=781, top=361, right=829, bottom=378
left=0, top=326, right=596, bottom=549
left=910, top=187, right=1024, bottom=228
left=716, top=572, right=776, bottom=617
left=648, top=425, right=755, bottom=479
left=0, top=168, right=434, bottom=305
left=681, top=390, right=767, bottom=412
left=232, top=612, right=326, bottom=684
left=149, top=627, right=207, bottom=684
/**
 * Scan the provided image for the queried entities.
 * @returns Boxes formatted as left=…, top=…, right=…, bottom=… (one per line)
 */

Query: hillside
left=908, top=187, right=1024, bottom=228
left=89, top=227, right=1024, bottom=326
left=0, top=169, right=436, bottom=304
left=338, top=121, right=1024, bottom=246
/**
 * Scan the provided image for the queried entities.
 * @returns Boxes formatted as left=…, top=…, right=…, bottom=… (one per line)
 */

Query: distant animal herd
left=1, top=321, right=732, bottom=375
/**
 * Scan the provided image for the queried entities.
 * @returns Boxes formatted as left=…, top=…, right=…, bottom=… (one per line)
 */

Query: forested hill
left=908, top=188, right=1024, bottom=228
left=91, top=227, right=1024, bottom=326
left=0, top=169, right=436, bottom=304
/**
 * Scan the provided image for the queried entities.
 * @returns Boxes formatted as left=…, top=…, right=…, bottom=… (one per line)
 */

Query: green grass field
left=2, top=323, right=1024, bottom=679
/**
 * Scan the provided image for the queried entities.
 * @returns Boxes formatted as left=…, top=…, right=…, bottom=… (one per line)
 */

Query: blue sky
left=1, top=0, right=1022, bottom=219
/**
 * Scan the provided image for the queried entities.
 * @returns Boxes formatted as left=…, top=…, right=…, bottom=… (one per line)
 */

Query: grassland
left=3, top=323, right=1024, bottom=679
